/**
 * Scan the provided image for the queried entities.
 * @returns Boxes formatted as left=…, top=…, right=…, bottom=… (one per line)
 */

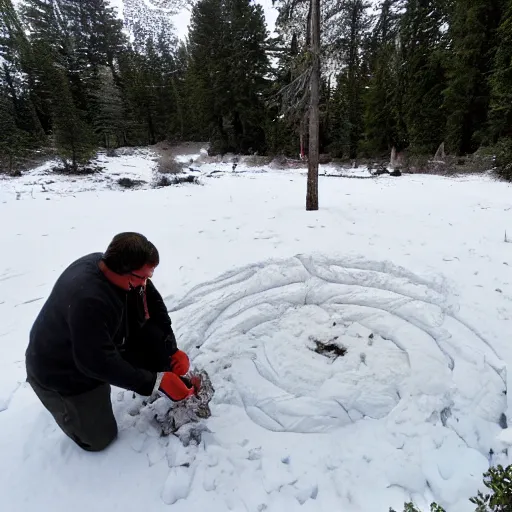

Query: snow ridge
left=160, top=254, right=508, bottom=509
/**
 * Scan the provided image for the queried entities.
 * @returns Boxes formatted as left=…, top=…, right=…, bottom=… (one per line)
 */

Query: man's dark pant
left=27, top=375, right=118, bottom=452
left=27, top=320, right=171, bottom=451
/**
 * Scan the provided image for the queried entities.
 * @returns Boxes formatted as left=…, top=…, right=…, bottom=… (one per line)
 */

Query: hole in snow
left=310, top=336, right=347, bottom=359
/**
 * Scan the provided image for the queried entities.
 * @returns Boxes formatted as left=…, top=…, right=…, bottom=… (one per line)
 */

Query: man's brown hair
left=102, top=232, right=159, bottom=274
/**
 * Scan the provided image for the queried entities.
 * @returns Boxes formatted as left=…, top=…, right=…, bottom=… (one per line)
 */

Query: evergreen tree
left=20, top=0, right=65, bottom=50
left=224, top=0, right=269, bottom=152
left=0, top=0, right=44, bottom=165
left=58, top=0, right=127, bottom=123
left=362, top=0, right=406, bottom=154
left=118, top=50, right=149, bottom=144
left=186, top=0, right=269, bottom=153
left=443, top=0, right=504, bottom=154
left=91, top=66, right=125, bottom=149
left=489, top=0, right=512, bottom=181
left=169, top=42, right=189, bottom=140
left=21, top=0, right=127, bottom=133
left=0, top=89, right=24, bottom=173
left=5, top=0, right=511, bottom=167
left=400, top=0, right=449, bottom=154
left=153, top=30, right=180, bottom=140
left=489, top=0, right=512, bottom=140
left=78, top=0, right=126, bottom=73
left=186, top=0, right=233, bottom=149
left=118, top=35, right=177, bottom=146
left=265, top=32, right=303, bottom=156
left=19, top=0, right=68, bottom=132
left=48, top=62, right=96, bottom=171
left=328, top=0, right=372, bottom=158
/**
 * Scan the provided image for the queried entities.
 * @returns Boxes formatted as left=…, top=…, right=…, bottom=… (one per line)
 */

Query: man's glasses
left=129, top=271, right=152, bottom=281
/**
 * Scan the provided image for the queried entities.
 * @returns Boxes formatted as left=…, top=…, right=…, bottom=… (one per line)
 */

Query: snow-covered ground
left=0, top=148, right=373, bottom=201
left=1, top=151, right=512, bottom=512
left=0, top=148, right=161, bottom=200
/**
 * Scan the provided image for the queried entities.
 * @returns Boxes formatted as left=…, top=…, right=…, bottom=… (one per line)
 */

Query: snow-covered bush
left=153, top=175, right=199, bottom=188
left=158, top=154, right=185, bottom=174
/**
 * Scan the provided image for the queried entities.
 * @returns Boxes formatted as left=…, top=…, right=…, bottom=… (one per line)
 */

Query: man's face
left=127, top=264, right=155, bottom=290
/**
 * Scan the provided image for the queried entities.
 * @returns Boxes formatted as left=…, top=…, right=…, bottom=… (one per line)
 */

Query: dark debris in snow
left=309, top=336, right=347, bottom=360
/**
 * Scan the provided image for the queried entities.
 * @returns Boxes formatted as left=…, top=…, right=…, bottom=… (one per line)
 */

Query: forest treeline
left=0, top=0, right=511, bottom=177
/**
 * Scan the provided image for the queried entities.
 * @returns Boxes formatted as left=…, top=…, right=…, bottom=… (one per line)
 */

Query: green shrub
left=390, top=501, right=445, bottom=512
left=390, top=464, right=512, bottom=512
left=470, top=465, right=512, bottom=511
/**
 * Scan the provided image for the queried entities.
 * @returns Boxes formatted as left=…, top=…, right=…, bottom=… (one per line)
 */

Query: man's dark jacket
left=25, top=253, right=177, bottom=396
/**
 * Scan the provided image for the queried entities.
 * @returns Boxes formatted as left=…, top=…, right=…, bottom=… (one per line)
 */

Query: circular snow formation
left=169, top=255, right=506, bottom=436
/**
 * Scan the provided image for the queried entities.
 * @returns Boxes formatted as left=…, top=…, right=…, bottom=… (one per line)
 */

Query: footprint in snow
left=15, top=297, right=43, bottom=307
left=161, top=465, right=195, bottom=505
left=294, top=482, right=319, bottom=505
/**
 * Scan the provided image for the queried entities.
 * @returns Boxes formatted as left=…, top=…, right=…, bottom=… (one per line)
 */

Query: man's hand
left=158, top=372, right=194, bottom=401
left=170, top=350, right=190, bottom=376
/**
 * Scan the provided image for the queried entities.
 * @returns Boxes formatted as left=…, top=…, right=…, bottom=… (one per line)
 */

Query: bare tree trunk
left=306, top=0, right=320, bottom=211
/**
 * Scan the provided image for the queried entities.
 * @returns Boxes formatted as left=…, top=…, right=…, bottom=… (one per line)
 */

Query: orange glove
left=170, top=350, right=190, bottom=376
left=158, top=372, right=194, bottom=401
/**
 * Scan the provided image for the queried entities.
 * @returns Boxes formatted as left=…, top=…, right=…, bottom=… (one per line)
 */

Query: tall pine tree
left=91, top=66, right=125, bottom=149
left=0, top=89, right=24, bottom=173
left=50, top=64, right=96, bottom=171
left=400, top=0, right=449, bottom=154
left=488, top=0, right=512, bottom=140
left=118, top=31, right=179, bottom=146
left=265, top=32, right=305, bottom=156
left=21, top=0, right=127, bottom=140
left=0, top=0, right=44, bottom=170
left=187, top=0, right=269, bottom=153
left=363, top=0, right=406, bottom=154
left=443, top=0, right=504, bottom=154
left=329, top=0, right=371, bottom=158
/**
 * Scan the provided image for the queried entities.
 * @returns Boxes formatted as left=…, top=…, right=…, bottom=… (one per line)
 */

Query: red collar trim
left=99, top=260, right=130, bottom=291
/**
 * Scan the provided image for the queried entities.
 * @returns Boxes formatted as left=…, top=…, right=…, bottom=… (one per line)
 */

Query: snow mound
left=158, top=254, right=508, bottom=509
left=321, top=165, right=373, bottom=178
left=171, top=255, right=506, bottom=438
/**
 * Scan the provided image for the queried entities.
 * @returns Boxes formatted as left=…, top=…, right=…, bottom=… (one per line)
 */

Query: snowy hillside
left=108, top=0, right=279, bottom=40
left=121, top=0, right=187, bottom=42
left=1, top=153, right=512, bottom=512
